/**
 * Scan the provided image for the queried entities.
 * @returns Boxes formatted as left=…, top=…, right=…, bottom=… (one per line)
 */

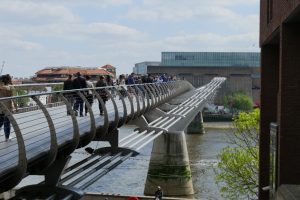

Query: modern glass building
left=161, top=52, right=260, bottom=67
left=133, top=61, right=161, bottom=75
left=140, top=52, right=261, bottom=104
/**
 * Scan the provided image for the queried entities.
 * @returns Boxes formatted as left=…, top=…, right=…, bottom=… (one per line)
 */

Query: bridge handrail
left=0, top=80, right=193, bottom=193
left=3, top=81, right=178, bottom=100
left=56, top=77, right=226, bottom=191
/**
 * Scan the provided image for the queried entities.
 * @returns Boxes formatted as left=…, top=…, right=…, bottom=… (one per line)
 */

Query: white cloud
left=0, top=0, right=260, bottom=78
left=0, top=0, right=80, bottom=24
left=164, top=32, right=258, bottom=49
left=142, top=0, right=258, bottom=8
left=12, top=22, right=144, bottom=43
left=43, top=0, right=134, bottom=7
left=126, top=0, right=259, bottom=33
left=0, top=39, right=42, bottom=51
left=86, top=23, right=142, bottom=37
left=0, top=28, right=42, bottom=51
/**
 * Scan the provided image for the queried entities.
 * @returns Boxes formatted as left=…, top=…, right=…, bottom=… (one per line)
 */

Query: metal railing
left=0, top=80, right=193, bottom=193
left=56, top=77, right=226, bottom=191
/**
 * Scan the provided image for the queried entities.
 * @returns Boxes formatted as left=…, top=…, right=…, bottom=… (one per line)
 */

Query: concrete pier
left=187, top=112, right=205, bottom=134
left=144, top=131, right=194, bottom=196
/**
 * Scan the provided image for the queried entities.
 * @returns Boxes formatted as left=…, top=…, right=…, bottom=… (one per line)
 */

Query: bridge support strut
left=187, top=111, right=205, bottom=134
left=14, top=155, right=84, bottom=199
left=144, top=131, right=194, bottom=196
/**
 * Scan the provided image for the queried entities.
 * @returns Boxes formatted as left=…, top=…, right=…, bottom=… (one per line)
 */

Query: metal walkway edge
left=0, top=78, right=226, bottom=199
left=0, top=80, right=192, bottom=193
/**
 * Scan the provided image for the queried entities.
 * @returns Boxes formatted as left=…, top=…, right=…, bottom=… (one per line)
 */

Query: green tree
left=49, top=84, right=64, bottom=103
left=52, top=84, right=63, bottom=91
left=224, top=91, right=253, bottom=113
left=12, top=88, right=30, bottom=107
left=215, top=109, right=259, bottom=200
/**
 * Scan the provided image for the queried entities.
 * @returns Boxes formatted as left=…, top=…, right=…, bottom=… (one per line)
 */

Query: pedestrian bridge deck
left=0, top=78, right=226, bottom=198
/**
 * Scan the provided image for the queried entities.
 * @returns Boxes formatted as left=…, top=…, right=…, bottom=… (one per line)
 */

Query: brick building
left=259, top=0, right=300, bottom=199
left=141, top=52, right=260, bottom=104
left=33, top=67, right=113, bottom=82
left=100, top=64, right=116, bottom=78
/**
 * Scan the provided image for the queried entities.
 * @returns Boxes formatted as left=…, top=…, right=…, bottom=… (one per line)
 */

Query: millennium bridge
left=0, top=77, right=226, bottom=199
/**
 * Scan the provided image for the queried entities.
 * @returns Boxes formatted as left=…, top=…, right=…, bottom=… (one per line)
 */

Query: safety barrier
left=0, top=80, right=193, bottom=193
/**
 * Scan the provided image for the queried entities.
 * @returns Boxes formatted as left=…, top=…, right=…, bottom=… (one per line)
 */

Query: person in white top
left=117, top=74, right=126, bottom=97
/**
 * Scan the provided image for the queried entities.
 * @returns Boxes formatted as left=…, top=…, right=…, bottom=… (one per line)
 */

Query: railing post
left=31, top=95, right=58, bottom=173
left=0, top=102, right=27, bottom=193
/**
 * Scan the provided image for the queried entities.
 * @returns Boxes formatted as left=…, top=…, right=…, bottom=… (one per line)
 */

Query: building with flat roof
left=161, top=52, right=260, bottom=67
left=133, top=61, right=161, bottom=75
left=136, top=52, right=260, bottom=104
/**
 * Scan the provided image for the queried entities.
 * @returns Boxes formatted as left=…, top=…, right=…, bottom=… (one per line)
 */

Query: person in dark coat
left=127, top=73, right=135, bottom=85
left=96, top=76, right=107, bottom=115
left=73, top=72, right=87, bottom=117
left=106, top=75, right=115, bottom=97
left=63, top=74, right=74, bottom=115
left=63, top=74, right=73, bottom=90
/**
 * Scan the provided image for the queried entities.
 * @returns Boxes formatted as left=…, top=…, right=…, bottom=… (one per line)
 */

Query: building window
left=267, top=0, right=273, bottom=23
left=175, top=55, right=195, bottom=61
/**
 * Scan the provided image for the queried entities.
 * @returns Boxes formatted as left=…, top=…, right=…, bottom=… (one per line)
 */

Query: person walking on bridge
left=0, top=74, right=17, bottom=142
left=84, top=75, right=94, bottom=116
left=96, top=76, right=107, bottom=115
left=63, top=74, right=73, bottom=115
left=73, top=72, right=87, bottom=117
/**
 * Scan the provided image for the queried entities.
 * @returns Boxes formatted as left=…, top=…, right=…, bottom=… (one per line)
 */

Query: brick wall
left=260, top=0, right=300, bottom=45
left=259, top=1, right=300, bottom=199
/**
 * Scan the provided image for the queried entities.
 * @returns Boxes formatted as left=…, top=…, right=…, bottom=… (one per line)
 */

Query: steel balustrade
left=0, top=78, right=226, bottom=200
left=0, top=80, right=192, bottom=193
left=56, top=77, right=226, bottom=192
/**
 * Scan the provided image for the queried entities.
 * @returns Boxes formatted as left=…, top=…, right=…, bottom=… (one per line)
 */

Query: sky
left=0, top=0, right=260, bottom=78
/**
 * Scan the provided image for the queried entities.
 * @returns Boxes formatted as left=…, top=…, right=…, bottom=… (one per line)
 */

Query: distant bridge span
left=0, top=78, right=226, bottom=199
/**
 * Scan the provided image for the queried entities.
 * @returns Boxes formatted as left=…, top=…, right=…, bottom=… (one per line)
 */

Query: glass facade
left=161, top=52, right=260, bottom=67
left=133, top=62, right=161, bottom=75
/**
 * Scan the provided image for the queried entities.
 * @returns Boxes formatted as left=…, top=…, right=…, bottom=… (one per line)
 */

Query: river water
left=82, top=123, right=232, bottom=199
left=16, top=123, right=232, bottom=199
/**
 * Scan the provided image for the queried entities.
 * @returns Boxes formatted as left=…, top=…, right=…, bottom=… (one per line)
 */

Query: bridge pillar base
left=144, top=131, right=194, bottom=196
left=187, top=112, right=205, bottom=134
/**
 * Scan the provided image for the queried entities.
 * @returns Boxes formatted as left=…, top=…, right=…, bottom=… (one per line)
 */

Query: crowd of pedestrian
left=0, top=72, right=176, bottom=141
left=0, top=73, right=165, bottom=200
left=63, top=72, right=177, bottom=117
left=121, top=73, right=177, bottom=84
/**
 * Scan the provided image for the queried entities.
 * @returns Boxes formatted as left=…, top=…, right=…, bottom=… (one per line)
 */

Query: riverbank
left=0, top=191, right=197, bottom=200
left=203, top=122, right=234, bottom=129
left=82, top=193, right=194, bottom=200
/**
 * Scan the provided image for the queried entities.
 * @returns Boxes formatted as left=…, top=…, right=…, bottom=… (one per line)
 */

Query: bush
left=215, top=109, right=259, bottom=200
left=224, top=92, right=253, bottom=113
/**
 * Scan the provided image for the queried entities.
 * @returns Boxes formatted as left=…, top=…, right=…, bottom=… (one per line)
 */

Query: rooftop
left=161, top=52, right=260, bottom=67
left=35, top=67, right=112, bottom=76
left=100, top=64, right=116, bottom=69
